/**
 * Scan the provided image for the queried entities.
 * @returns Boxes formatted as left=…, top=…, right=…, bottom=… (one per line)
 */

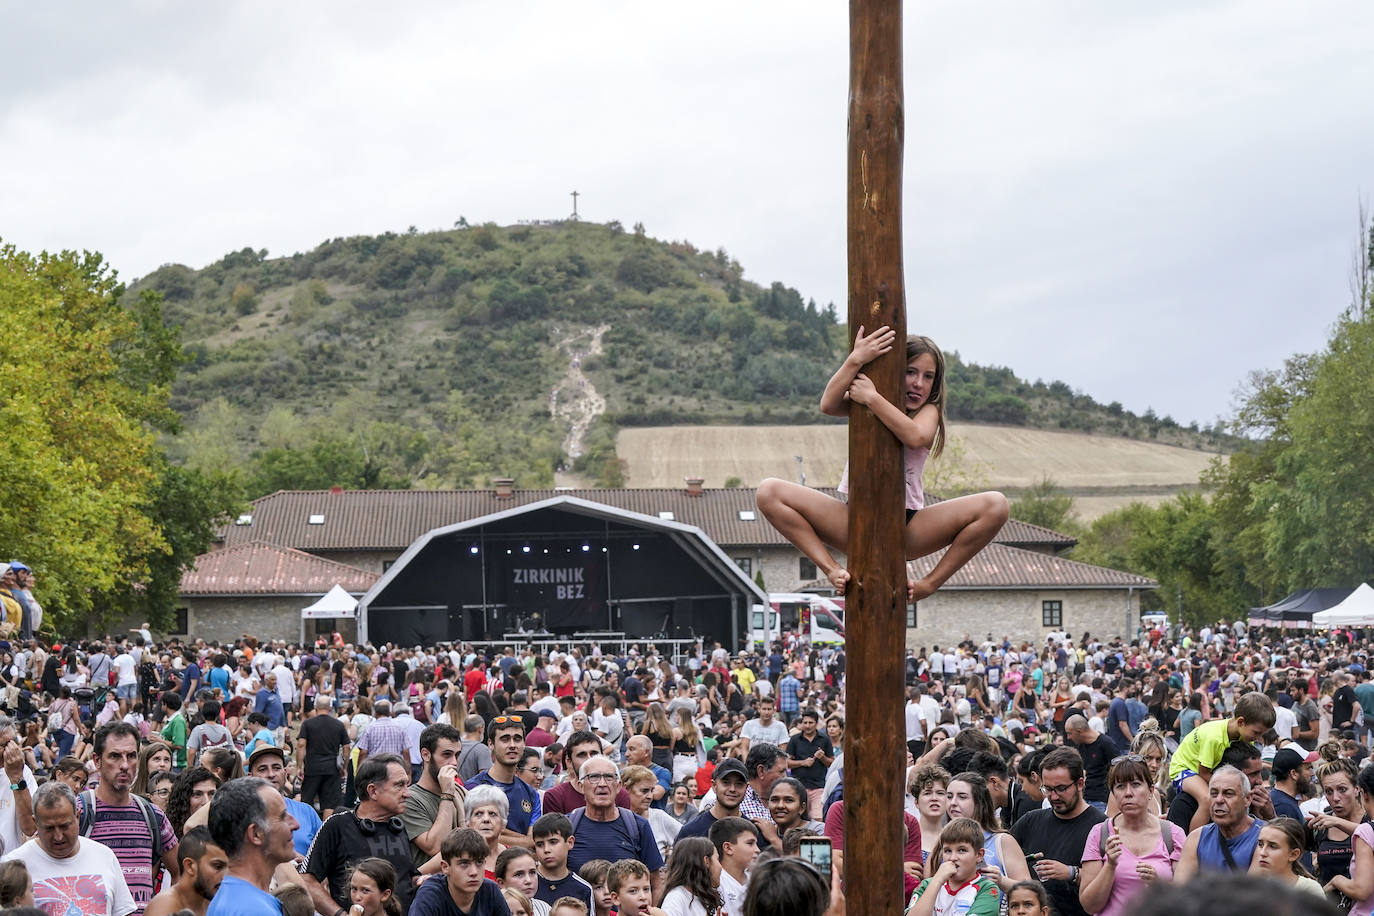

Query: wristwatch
left=1069, top=865, right=1080, bottom=883
left=9, top=782, right=25, bottom=792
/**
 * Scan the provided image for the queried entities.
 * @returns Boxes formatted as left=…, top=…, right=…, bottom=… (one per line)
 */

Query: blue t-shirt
left=465, top=771, right=541, bottom=834
left=566, top=808, right=664, bottom=873
left=535, top=872, right=595, bottom=911
left=207, top=666, right=231, bottom=693
left=207, top=875, right=282, bottom=916
left=410, top=876, right=512, bottom=916
left=180, top=662, right=203, bottom=700
left=285, top=797, right=322, bottom=857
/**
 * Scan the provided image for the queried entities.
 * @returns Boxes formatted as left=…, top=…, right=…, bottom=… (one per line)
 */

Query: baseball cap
left=714, top=758, right=749, bottom=782
left=1272, top=747, right=1319, bottom=776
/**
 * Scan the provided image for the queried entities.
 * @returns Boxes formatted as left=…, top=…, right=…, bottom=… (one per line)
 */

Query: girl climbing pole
left=756, top=325, right=1008, bottom=601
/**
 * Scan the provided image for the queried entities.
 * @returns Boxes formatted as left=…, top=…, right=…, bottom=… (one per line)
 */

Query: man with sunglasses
left=1009, top=746, right=1104, bottom=916
left=465, top=714, right=541, bottom=845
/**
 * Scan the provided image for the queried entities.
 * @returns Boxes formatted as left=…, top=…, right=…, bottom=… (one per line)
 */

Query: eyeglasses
left=1042, top=783, right=1078, bottom=795
left=583, top=773, right=618, bottom=784
left=1110, top=754, right=1144, bottom=766
left=148, top=788, right=172, bottom=798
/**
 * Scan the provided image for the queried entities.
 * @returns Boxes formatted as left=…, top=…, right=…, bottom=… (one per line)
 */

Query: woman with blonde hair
left=642, top=702, right=675, bottom=772
left=670, top=707, right=701, bottom=782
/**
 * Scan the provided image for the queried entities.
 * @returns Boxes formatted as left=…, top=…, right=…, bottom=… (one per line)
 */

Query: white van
left=750, top=593, right=846, bottom=648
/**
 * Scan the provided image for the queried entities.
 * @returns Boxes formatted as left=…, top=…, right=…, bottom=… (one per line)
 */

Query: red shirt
left=694, top=761, right=716, bottom=798
left=464, top=668, right=487, bottom=699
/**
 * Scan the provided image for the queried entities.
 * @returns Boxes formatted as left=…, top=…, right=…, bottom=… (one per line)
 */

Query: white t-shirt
left=3, top=836, right=135, bottom=916
left=740, top=718, right=790, bottom=748
left=661, top=885, right=712, bottom=916
left=905, top=701, right=926, bottom=741
left=0, top=766, right=37, bottom=854
left=272, top=664, right=296, bottom=703
left=113, top=653, right=137, bottom=687
left=719, top=868, right=749, bottom=916
left=1273, top=705, right=1297, bottom=742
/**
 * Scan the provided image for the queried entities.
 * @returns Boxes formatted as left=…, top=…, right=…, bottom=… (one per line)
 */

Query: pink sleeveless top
left=837, top=445, right=928, bottom=511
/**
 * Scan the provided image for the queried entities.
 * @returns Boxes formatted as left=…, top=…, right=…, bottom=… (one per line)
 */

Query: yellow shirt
left=735, top=666, right=756, bottom=695
left=1168, top=717, right=1235, bottom=780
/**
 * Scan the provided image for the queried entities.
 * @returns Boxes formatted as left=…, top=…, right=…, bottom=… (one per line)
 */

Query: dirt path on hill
left=551, top=324, right=609, bottom=488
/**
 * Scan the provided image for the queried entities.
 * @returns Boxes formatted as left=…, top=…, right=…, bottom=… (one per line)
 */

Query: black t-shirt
left=299, top=714, right=350, bottom=776
left=1071, top=736, right=1112, bottom=803
left=1011, top=806, right=1106, bottom=916
left=1334, top=685, right=1357, bottom=728
left=786, top=732, right=834, bottom=790
left=305, top=811, right=421, bottom=912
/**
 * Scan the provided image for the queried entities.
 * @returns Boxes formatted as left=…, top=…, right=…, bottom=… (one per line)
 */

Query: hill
left=131, top=220, right=1233, bottom=493
left=616, top=423, right=1220, bottom=521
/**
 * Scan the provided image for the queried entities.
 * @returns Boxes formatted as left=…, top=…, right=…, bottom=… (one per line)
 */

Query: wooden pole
left=844, top=1, right=907, bottom=914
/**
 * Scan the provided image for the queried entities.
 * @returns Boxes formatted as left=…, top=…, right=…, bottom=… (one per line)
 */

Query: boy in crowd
left=708, top=816, right=760, bottom=916
left=532, top=813, right=595, bottom=912
left=908, top=817, right=1002, bottom=916
left=607, top=859, right=668, bottom=916
left=549, top=899, right=589, bottom=916
left=577, top=859, right=614, bottom=916
left=1167, top=691, right=1276, bottom=830
left=409, top=828, right=511, bottom=916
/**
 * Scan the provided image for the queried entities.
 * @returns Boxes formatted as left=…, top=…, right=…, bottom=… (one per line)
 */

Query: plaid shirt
left=355, top=715, right=410, bottom=759
left=740, top=785, right=772, bottom=823
left=778, top=674, right=802, bottom=713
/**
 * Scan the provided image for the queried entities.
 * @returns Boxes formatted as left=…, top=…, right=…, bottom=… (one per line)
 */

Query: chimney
left=493, top=477, right=515, bottom=499
left=330, top=485, right=344, bottom=494
left=685, top=476, right=705, bottom=497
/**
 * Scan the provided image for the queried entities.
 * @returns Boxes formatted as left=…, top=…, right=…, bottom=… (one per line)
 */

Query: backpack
left=1097, top=816, right=1173, bottom=857
left=79, top=789, right=165, bottom=860
left=570, top=806, right=641, bottom=850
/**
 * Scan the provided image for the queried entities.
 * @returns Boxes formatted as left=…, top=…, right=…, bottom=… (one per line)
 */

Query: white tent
left=1311, top=583, right=1374, bottom=628
left=301, top=584, right=358, bottom=620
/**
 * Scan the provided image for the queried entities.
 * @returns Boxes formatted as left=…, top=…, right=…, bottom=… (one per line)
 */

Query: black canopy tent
left=1248, top=588, right=1354, bottom=629
left=356, top=495, right=767, bottom=651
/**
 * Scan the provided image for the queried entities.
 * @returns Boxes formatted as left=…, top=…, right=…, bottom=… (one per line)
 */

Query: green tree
left=1009, top=475, right=1080, bottom=534
left=0, top=244, right=165, bottom=628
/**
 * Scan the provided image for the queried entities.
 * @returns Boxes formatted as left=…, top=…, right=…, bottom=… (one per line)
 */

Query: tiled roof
left=908, top=543, right=1156, bottom=590
left=181, top=541, right=380, bottom=596
left=219, top=488, right=1076, bottom=552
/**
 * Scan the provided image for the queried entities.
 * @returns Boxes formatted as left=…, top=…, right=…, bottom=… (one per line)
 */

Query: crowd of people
left=0, top=619, right=1368, bottom=916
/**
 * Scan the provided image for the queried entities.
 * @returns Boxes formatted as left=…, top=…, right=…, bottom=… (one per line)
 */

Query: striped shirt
left=76, top=796, right=176, bottom=914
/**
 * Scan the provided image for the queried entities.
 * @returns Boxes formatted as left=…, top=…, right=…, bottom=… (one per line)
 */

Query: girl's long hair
left=349, top=857, right=402, bottom=916
left=676, top=707, right=700, bottom=748
left=906, top=335, right=947, bottom=459
left=1262, top=817, right=1317, bottom=880
left=663, top=836, right=723, bottom=915
left=949, top=771, right=1002, bottom=834
left=644, top=703, right=673, bottom=740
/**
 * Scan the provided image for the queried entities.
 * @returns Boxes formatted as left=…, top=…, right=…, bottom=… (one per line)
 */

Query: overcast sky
left=4, top=1, right=1371, bottom=426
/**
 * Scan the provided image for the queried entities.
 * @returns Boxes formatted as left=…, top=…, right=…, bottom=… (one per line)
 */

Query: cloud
left=1, top=0, right=1369, bottom=425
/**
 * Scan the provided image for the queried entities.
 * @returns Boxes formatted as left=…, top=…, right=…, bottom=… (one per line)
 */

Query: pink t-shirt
left=1350, top=823, right=1374, bottom=916
left=1081, top=818, right=1186, bottom=916
left=837, top=446, right=929, bottom=511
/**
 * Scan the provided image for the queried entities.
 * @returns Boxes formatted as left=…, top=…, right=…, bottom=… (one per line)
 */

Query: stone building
left=173, top=484, right=1153, bottom=648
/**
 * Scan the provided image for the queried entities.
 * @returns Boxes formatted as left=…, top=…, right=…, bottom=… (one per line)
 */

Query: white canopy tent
left=300, top=584, right=359, bottom=641
left=1311, top=583, right=1374, bottom=628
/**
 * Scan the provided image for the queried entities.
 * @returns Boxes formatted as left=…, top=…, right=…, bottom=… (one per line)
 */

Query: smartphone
left=799, top=836, right=833, bottom=872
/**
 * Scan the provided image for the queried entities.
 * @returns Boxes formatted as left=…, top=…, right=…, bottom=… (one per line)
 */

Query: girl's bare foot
left=909, top=577, right=936, bottom=602
left=828, top=568, right=851, bottom=595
